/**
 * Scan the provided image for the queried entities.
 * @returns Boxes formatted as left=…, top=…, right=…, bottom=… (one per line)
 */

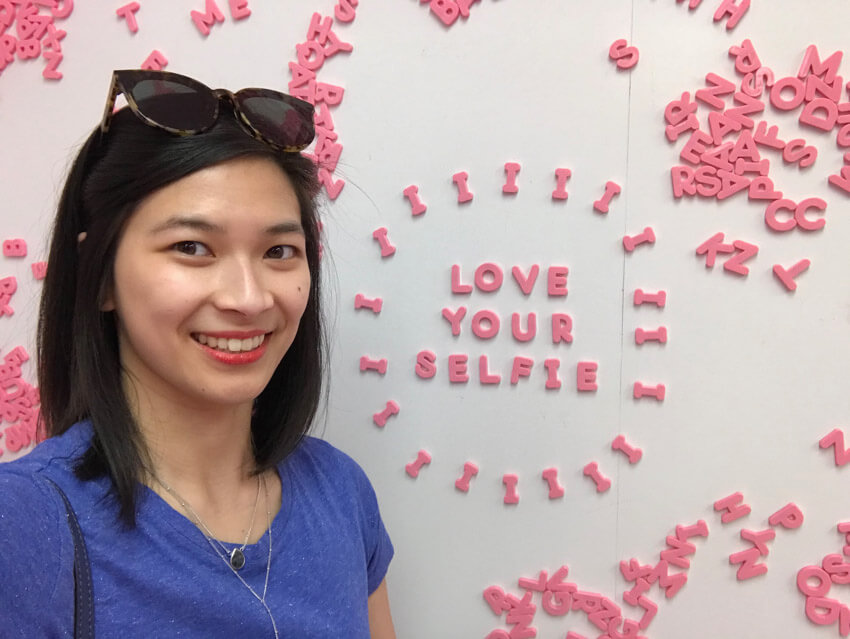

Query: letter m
left=798, top=45, right=843, bottom=83
left=191, top=0, right=225, bottom=36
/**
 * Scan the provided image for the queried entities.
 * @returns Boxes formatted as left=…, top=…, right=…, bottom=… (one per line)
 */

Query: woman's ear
left=100, top=282, right=116, bottom=312
left=80, top=232, right=116, bottom=311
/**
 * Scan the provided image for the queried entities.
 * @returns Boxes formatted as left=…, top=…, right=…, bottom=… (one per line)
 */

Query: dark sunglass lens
left=239, top=95, right=315, bottom=148
left=130, top=79, right=216, bottom=131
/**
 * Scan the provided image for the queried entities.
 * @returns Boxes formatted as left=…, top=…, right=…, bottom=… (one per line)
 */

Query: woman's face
left=104, top=156, right=311, bottom=413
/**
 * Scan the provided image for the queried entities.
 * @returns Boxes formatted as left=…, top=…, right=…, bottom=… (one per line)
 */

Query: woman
left=0, top=70, right=395, bottom=638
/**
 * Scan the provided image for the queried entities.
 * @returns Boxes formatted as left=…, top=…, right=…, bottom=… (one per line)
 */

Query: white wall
left=1, top=1, right=848, bottom=637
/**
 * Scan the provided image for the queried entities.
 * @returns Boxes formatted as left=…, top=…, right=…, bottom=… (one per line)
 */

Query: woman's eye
left=173, top=241, right=211, bottom=256
left=266, top=245, right=295, bottom=260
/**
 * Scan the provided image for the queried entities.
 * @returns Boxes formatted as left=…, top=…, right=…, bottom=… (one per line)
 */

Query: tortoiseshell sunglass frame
left=99, top=69, right=315, bottom=153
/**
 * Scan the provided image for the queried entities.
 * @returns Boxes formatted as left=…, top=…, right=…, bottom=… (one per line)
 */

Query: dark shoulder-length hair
left=37, top=106, right=324, bottom=527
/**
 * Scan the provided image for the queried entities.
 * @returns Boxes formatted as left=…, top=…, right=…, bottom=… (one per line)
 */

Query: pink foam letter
left=371, top=227, right=396, bottom=258
left=543, top=358, right=561, bottom=390
left=451, top=264, right=473, bottom=294
left=552, top=314, right=573, bottom=344
left=552, top=168, right=571, bottom=200
left=768, top=503, right=804, bottom=529
left=503, top=474, right=519, bottom=504
left=405, top=450, right=431, bottom=478
left=510, top=357, right=533, bottom=384
left=403, top=185, right=427, bottom=216
left=415, top=350, right=436, bottom=379
left=577, top=362, right=598, bottom=392
left=503, top=162, right=521, bottom=194
left=714, top=492, right=751, bottom=523
left=594, top=181, right=621, bottom=213
left=471, top=310, right=500, bottom=340
left=448, top=354, right=469, bottom=383
left=583, top=462, right=611, bottom=493
left=713, top=0, right=750, bottom=30
left=190, top=0, right=225, bottom=36
left=452, top=170, right=473, bottom=203
left=609, top=39, right=639, bottom=70
left=373, top=400, right=400, bottom=427
left=547, top=266, right=568, bottom=296
left=116, top=2, right=140, bottom=33
left=541, top=468, right=565, bottom=499
left=455, top=461, right=479, bottom=492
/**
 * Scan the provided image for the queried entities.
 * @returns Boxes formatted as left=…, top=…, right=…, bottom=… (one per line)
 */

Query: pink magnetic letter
left=471, top=311, right=500, bottom=340
left=577, top=362, right=598, bottom=392
left=609, top=39, right=639, bottom=70
left=452, top=171, right=473, bottom=203
left=768, top=503, right=804, bottom=529
left=451, top=265, right=473, bottom=294
left=190, top=0, right=225, bottom=36
left=503, top=162, right=520, bottom=194
left=116, top=2, right=140, bottom=33
left=547, top=266, right=568, bottom=296
left=510, top=357, right=533, bottom=384
left=448, top=354, right=469, bottom=383
left=474, top=263, right=503, bottom=293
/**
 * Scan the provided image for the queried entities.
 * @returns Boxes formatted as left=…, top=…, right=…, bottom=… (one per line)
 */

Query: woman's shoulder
left=0, top=420, right=92, bottom=480
left=287, top=435, right=370, bottom=480
left=283, top=436, right=382, bottom=508
left=0, top=420, right=93, bottom=534
left=0, top=422, right=90, bottom=508
left=0, top=427, right=84, bottom=634
left=0, top=421, right=96, bottom=576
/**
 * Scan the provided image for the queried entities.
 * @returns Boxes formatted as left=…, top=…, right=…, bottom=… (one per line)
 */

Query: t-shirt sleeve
left=352, top=462, right=394, bottom=595
left=314, top=439, right=394, bottom=595
left=0, top=470, right=75, bottom=636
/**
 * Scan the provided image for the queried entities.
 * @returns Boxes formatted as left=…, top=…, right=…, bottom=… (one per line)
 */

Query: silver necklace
left=229, top=475, right=261, bottom=570
left=160, top=473, right=260, bottom=570
left=154, top=473, right=279, bottom=639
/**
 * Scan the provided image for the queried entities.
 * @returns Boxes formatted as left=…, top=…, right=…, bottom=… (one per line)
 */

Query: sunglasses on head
left=100, top=69, right=316, bottom=152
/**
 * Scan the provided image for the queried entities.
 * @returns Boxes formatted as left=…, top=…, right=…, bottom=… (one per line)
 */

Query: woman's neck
left=126, top=378, right=257, bottom=498
left=129, top=392, right=284, bottom=545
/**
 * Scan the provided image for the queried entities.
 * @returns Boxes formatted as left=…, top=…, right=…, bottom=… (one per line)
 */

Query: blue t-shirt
left=0, top=422, right=393, bottom=638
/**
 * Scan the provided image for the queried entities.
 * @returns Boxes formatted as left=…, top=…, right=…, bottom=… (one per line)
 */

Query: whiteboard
left=0, top=1, right=848, bottom=638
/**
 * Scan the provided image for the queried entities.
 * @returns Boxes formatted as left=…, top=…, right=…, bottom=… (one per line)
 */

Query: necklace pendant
left=230, top=548, right=246, bottom=570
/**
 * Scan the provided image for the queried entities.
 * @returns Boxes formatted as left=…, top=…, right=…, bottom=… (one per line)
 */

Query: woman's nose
left=211, top=258, right=274, bottom=317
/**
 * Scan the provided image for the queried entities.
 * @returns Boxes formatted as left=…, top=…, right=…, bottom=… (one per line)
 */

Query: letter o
left=471, top=310, right=500, bottom=339
left=797, top=565, right=831, bottom=598
left=770, top=76, right=805, bottom=111
left=474, top=263, right=503, bottom=293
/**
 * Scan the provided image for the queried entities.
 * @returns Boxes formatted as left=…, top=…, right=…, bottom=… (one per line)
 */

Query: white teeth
left=195, top=333, right=266, bottom=352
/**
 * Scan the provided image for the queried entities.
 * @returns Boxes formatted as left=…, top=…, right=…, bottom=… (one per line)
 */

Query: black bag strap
left=43, top=476, right=95, bottom=639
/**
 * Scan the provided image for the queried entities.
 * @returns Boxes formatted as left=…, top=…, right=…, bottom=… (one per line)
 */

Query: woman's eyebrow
left=148, top=216, right=304, bottom=236
left=264, top=221, right=305, bottom=236
left=149, top=216, right=222, bottom=235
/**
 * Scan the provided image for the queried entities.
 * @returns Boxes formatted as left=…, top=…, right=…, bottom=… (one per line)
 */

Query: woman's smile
left=192, top=332, right=269, bottom=353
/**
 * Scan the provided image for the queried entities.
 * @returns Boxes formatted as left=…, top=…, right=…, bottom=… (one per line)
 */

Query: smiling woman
left=0, top=70, right=395, bottom=639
